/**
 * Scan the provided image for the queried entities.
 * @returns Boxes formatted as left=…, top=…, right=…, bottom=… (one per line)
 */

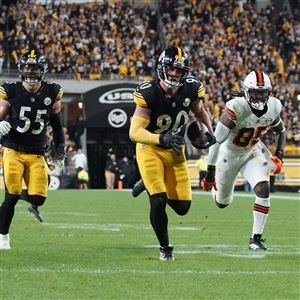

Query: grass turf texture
left=0, top=190, right=299, bottom=300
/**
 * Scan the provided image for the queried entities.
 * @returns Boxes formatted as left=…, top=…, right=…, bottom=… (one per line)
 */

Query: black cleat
left=28, top=205, right=43, bottom=222
left=159, top=245, right=175, bottom=261
left=132, top=179, right=146, bottom=197
left=249, top=234, right=267, bottom=250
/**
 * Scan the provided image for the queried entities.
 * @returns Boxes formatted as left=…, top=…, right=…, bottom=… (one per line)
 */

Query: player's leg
left=23, top=154, right=49, bottom=223
left=0, top=148, right=24, bottom=249
left=165, top=156, right=192, bottom=216
left=136, top=144, right=174, bottom=260
left=21, top=189, right=46, bottom=222
left=132, top=178, right=146, bottom=197
left=241, top=148, right=270, bottom=250
left=214, top=150, right=241, bottom=208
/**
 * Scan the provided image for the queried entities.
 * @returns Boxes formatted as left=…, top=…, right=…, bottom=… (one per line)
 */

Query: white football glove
left=0, top=121, right=11, bottom=135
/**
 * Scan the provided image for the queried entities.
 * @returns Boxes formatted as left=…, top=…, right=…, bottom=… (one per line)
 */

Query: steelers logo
left=44, top=97, right=52, bottom=106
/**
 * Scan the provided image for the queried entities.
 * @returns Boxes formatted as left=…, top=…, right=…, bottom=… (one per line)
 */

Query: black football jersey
left=0, top=81, right=63, bottom=154
left=133, top=77, right=205, bottom=136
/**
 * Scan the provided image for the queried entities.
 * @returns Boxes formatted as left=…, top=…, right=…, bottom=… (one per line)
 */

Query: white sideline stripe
left=0, top=268, right=298, bottom=276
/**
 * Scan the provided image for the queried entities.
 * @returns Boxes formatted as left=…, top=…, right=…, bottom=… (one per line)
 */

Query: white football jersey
left=222, top=96, right=282, bottom=153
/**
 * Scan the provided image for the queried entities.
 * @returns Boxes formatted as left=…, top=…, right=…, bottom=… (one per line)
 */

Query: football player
left=202, top=70, right=287, bottom=250
left=0, top=50, right=66, bottom=250
left=129, top=46, right=216, bottom=260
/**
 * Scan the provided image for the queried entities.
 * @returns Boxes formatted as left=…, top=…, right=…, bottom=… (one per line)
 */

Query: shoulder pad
left=133, top=81, right=155, bottom=108
left=269, top=96, right=282, bottom=113
left=184, top=76, right=205, bottom=100
left=0, top=82, right=18, bottom=100
left=46, top=82, right=63, bottom=101
left=225, top=98, right=246, bottom=121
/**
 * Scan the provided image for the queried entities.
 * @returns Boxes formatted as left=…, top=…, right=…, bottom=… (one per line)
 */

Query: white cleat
left=211, top=187, right=217, bottom=202
left=0, top=233, right=11, bottom=250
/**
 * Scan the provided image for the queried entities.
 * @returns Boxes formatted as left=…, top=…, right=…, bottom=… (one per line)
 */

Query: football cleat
left=0, top=234, right=11, bottom=250
left=249, top=234, right=268, bottom=250
left=28, top=205, right=44, bottom=222
left=132, top=179, right=146, bottom=197
left=159, top=245, right=175, bottom=261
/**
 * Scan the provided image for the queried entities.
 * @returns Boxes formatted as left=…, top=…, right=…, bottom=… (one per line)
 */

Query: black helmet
left=18, top=50, right=48, bottom=85
left=156, top=46, right=190, bottom=88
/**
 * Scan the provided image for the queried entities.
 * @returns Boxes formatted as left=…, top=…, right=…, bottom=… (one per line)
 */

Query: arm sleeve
left=49, top=112, right=65, bottom=146
left=129, top=116, right=160, bottom=145
left=207, top=122, right=231, bottom=166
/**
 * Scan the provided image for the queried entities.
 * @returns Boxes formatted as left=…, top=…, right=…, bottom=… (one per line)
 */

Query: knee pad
left=167, top=200, right=191, bottom=216
left=2, top=193, right=19, bottom=207
left=27, top=195, right=46, bottom=207
left=149, top=193, right=167, bottom=210
left=253, top=181, right=269, bottom=198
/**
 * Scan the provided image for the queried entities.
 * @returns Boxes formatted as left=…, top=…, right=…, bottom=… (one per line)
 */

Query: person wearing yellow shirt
left=195, top=150, right=208, bottom=189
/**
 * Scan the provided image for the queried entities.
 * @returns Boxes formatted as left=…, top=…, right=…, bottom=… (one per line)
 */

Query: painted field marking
left=0, top=267, right=299, bottom=276
left=145, top=244, right=300, bottom=257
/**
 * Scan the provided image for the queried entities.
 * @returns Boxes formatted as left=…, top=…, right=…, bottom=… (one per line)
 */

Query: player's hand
left=53, top=144, right=67, bottom=173
left=0, top=121, right=11, bottom=136
left=201, top=132, right=217, bottom=149
left=55, top=144, right=67, bottom=161
left=271, top=156, right=283, bottom=175
left=159, top=131, right=185, bottom=155
left=201, top=165, right=217, bottom=191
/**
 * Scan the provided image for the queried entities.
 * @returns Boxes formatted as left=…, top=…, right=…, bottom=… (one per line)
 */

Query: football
left=187, top=120, right=209, bottom=149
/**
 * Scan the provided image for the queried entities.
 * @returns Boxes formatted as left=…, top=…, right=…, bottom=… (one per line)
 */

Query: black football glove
left=201, top=132, right=217, bottom=149
left=159, top=131, right=185, bottom=154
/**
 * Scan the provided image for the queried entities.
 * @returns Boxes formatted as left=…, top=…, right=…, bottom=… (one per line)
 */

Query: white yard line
left=191, top=191, right=300, bottom=201
left=118, top=189, right=300, bottom=200
left=0, top=267, right=298, bottom=276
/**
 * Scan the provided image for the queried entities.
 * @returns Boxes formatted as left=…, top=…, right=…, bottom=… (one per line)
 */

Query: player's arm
left=129, top=105, right=184, bottom=154
left=129, top=105, right=160, bottom=145
left=269, top=115, right=286, bottom=174
left=271, top=115, right=286, bottom=159
left=202, top=114, right=235, bottom=191
left=49, top=86, right=66, bottom=164
left=191, top=99, right=213, bottom=133
left=50, top=101, right=65, bottom=149
left=0, top=86, right=11, bottom=135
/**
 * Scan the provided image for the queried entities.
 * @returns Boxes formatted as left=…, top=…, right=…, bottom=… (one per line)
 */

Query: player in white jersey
left=202, top=70, right=286, bottom=250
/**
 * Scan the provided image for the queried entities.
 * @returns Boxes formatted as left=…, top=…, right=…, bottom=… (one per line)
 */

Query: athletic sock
left=252, top=196, right=270, bottom=237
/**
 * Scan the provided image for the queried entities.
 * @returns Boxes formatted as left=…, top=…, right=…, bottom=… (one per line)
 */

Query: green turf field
left=0, top=190, right=299, bottom=300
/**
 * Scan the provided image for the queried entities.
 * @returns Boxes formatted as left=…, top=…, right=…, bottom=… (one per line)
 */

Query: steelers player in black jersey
left=129, top=46, right=216, bottom=260
left=0, top=50, right=66, bottom=250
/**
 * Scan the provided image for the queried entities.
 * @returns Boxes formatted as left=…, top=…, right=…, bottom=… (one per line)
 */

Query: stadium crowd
left=0, top=0, right=299, bottom=155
